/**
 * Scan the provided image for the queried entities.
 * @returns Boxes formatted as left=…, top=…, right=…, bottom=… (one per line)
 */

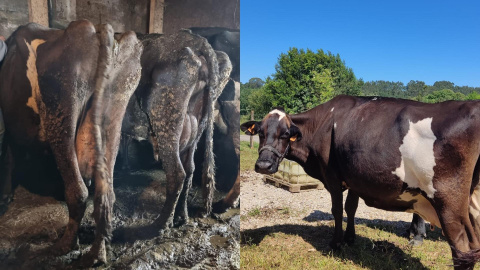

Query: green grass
left=241, top=222, right=453, bottom=270
left=240, top=140, right=259, bottom=171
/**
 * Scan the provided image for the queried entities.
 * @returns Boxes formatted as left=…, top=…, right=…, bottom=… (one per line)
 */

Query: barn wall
left=0, top=0, right=239, bottom=37
left=163, top=0, right=240, bottom=34
left=0, top=0, right=29, bottom=37
left=75, top=0, right=148, bottom=33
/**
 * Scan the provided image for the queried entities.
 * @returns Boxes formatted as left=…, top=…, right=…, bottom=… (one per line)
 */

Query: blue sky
left=240, top=1, right=480, bottom=87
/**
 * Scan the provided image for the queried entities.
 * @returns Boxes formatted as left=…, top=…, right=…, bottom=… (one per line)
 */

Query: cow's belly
left=360, top=190, right=441, bottom=229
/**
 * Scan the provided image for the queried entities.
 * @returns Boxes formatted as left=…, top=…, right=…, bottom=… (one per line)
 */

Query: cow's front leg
left=154, top=151, right=186, bottom=232
left=329, top=185, right=344, bottom=249
left=174, top=147, right=195, bottom=226
left=344, top=190, right=359, bottom=245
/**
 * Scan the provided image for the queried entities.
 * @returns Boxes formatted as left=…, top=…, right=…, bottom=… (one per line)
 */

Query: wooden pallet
left=264, top=175, right=323, bottom=193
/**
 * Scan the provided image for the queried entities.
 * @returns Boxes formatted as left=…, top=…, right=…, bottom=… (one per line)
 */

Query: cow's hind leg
left=407, top=214, right=426, bottom=246
left=49, top=137, right=88, bottom=255
left=174, top=147, right=195, bottom=226
left=344, top=190, right=359, bottom=245
left=154, top=151, right=186, bottom=232
left=435, top=189, right=480, bottom=269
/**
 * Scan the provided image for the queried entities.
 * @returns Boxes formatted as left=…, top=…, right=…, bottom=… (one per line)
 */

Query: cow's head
left=241, top=108, right=302, bottom=174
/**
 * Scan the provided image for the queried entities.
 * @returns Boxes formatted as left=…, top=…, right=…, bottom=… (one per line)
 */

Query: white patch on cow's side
left=361, top=117, right=364, bottom=122
left=330, top=107, right=334, bottom=112
left=470, top=185, right=480, bottom=223
left=25, top=39, right=46, bottom=114
left=392, top=117, right=437, bottom=198
left=334, top=122, right=337, bottom=129
left=269, top=109, right=285, bottom=120
left=398, top=192, right=441, bottom=229
left=372, top=97, right=377, bottom=101
left=25, top=39, right=47, bottom=140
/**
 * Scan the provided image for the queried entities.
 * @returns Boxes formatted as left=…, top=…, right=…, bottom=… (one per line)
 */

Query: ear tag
left=290, top=135, right=297, bottom=142
left=247, top=124, right=255, bottom=134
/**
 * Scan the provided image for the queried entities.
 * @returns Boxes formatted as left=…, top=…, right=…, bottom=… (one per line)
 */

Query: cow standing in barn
left=242, top=95, right=480, bottom=269
left=0, top=20, right=142, bottom=265
left=120, top=30, right=231, bottom=230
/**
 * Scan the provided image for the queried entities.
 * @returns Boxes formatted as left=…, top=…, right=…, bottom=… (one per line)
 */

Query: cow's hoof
left=345, top=235, right=355, bottom=246
left=329, top=240, right=342, bottom=250
left=408, top=238, right=423, bottom=246
left=212, top=200, right=229, bottom=214
left=173, top=214, right=189, bottom=227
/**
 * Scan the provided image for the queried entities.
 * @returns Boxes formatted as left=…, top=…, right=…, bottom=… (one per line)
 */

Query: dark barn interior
left=0, top=0, right=240, bottom=269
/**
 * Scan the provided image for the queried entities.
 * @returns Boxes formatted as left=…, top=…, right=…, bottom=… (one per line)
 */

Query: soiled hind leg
left=174, top=147, right=195, bottom=226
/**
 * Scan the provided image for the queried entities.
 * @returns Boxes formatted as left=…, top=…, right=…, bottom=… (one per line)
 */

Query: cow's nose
left=255, top=160, right=274, bottom=174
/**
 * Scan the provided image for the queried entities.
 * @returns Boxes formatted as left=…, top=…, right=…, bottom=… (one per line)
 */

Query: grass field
left=240, top=141, right=462, bottom=270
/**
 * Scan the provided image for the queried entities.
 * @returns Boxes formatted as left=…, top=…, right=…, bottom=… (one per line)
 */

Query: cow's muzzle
left=255, top=144, right=290, bottom=174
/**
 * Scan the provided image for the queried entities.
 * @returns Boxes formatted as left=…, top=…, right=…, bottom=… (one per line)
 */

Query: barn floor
left=0, top=169, right=240, bottom=269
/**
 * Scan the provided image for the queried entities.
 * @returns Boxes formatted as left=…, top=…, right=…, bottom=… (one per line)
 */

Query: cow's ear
left=241, top=121, right=260, bottom=135
left=289, top=124, right=302, bottom=142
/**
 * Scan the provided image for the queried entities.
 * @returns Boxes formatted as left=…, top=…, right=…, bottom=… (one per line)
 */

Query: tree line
left=241, top=47, right=480, bottom=116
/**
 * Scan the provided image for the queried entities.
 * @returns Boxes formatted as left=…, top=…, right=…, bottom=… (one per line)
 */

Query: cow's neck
left=287, top=104, right=332, bottom=166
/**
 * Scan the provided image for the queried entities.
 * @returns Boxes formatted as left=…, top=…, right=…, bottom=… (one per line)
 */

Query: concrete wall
left=163, top=0, right=240, bottom=34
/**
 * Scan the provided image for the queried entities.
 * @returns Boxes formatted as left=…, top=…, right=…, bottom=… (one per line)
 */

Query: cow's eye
left=280, top=131, right=290, bottom=139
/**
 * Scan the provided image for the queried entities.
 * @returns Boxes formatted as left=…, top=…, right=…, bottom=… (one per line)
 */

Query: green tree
left=422, top=89, right=465, bottom=103
left=257, top=47, right=360, bottom=114
left=465, top=91, right=480, bottom=100
left=240, top=78, right=265, bottom=115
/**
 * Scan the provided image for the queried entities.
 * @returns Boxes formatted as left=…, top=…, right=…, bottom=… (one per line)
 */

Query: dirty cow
left=242, top=95, right=480, bottom=269
left=189, top=27, right=240, bottom=213
left=120, top=30, right=231, bottom=230
left=0, top=21, right=142, bottom=265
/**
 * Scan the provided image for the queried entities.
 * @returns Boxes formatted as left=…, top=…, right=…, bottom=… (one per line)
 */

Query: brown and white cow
left=0, top=21, right=142, bottom=265
left=242, top=95, right=480, bottom=269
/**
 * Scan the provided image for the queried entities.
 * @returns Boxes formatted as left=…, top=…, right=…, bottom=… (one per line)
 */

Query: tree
left=257, top=47, right=361, bottom=114
left=240, top=78, right=265, bottom=115
left=406, top=80, right=427, bottom=99
left=422, top=89, right=465, bottom=103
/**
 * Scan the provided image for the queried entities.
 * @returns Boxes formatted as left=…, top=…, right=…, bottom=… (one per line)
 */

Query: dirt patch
left=0, top=169, right=239, bottom=269
left=241, top=170, right=422, bottom=233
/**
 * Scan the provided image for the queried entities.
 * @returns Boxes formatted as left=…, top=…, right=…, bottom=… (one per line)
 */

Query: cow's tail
left=199, top=38, right=232, bottom=215
left=91, top=24, right=115, bottom=240
left=452, top=248, right=480, bottom=268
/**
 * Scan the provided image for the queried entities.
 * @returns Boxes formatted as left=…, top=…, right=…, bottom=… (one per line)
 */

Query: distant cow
left=0, top=21, right=142, bottom=265
left=242, top=95, right=480, bottom=269
left=120, top=30, right=231, bottom=230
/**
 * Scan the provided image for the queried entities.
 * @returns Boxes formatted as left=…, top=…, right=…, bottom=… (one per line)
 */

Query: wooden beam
left=149, top=0, right=164, bottom=34
left=28, top=0, right=49, bottom=26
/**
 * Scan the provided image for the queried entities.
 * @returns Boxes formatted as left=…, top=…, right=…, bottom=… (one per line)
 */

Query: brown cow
left=0, top=21, right=142, bottom=265
left=120, top=30, right=231, bottom=231
left=242, top=95, right=480, bottom=269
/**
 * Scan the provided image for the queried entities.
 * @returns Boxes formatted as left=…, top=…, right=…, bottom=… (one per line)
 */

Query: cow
left=189, top=27, right=240, bottom=213
left=119, top=30, right=231, bottom=230
left=0, top=20, right=142, bottom=265
left=241, top=95, right=480, bottom=269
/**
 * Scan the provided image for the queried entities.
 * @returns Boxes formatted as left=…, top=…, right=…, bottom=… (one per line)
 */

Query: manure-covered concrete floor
left=0, top=169, right=239, bottom=269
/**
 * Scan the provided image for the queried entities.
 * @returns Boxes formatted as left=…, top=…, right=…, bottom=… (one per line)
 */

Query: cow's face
left=241, top=109, right=302, bottom=174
